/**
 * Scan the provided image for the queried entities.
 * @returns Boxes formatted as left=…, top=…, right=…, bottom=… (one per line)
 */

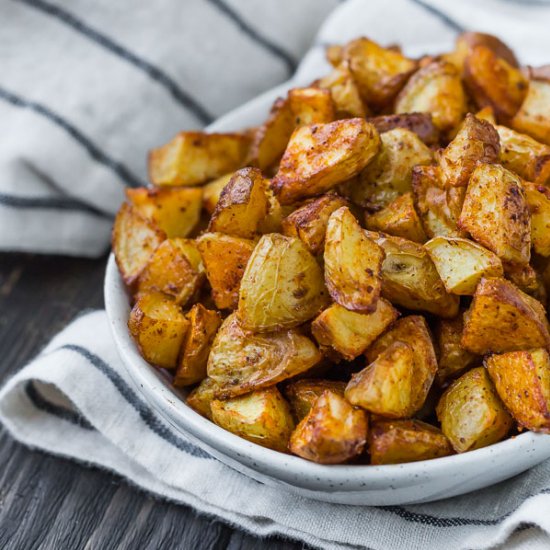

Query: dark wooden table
left=0, top=253, right=304, bottom=550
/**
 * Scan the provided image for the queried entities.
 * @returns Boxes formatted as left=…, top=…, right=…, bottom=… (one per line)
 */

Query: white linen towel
left=3, top=0, right=550, bottom=549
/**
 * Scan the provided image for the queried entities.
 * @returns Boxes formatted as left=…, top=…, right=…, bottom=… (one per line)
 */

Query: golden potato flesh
left=395, top=61, right=467, bottom=134
left=112, top=203, right=166, bottom=286
left=187, top=377, right=219, bottom=420
left=475, top=106, right=497, bottom=125
left=311, top=299, right=398, bottom=361
left=365, top=192, right=427, bottom=243
left=351, top=128, right=433, bottom=211
left=317, top=65, right=367, bottom=119
left=207, top=313, right=321, bottom=399
left=367, top=231, right=460, bottom=317
left=211, top=387, right=295, bottom=453
left=437, top=114, right=500, bottom=188
left=324, top=207, right=384, bottom=312
left=367, top=113, right=440, bottom=146
left=524, top=181, right=550, bottom=257
left=208, top=168, right=269, bottom=239
left=149, top=131, right=250, bottom=186
left=197, top=232, right=255, bottom=310
left=424, top=236, right=503, bottom=295
left=288, top=87, right=336, bottom=126
left=343, top=37, right=417, bottom=109
left=238, top=234, right=328, bottom=332
left=272, top=118, right=380, bottom=205
left=512, top=80, right=550, bottom=145
left=458, top=163, right=531, bottom=265
left=503, top=262, right=546, bottom=302
left=486, top=348, right=550, bottom=433
left=202, top=173, right=232, bottom=215
left=462, top=277, right=550, bottom=354
left=289, top=390, right=368, bottom=464
left=258, top=186, right=284, bottom=234
left=128, top=292, right=188, bottom=369
left=173, top=304, right=221, bottom=387
left=126, top=187, right=202, bottom=239
left=436, top=367, right=513, bottom=453
left=369, top=419, right=453, bottom=465
left=281, top=193, right=349, bottom=255
left=284, top=379, right=346, bottom=422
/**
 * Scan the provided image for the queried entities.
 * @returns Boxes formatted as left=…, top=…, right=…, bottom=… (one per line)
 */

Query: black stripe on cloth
left=205, top=0, right=297, bottom=74
left=13, top=0, right=214, bottom=125
left=408, top=0, right=465, bottom=33
left=0, top=87, right=144, bottom=188
left=25, top=380, right=95, bottom=430
left=55, top=343, right=212, bottom=459
left=0, top=193, right=111, bottom=219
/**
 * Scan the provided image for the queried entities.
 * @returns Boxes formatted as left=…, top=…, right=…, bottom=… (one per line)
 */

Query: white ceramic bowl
left=104, top=83, right=550, bottom=506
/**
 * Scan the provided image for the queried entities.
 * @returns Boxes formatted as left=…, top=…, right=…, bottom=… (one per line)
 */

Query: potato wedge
left=462, top=277, right=550, bottom=354
left=272, top=118, right=380, bottom=205
left=173, top=304, right=221, bottom=387
left=503, top=261, right=546, bottom=302
left=128, top=291, right=188, bottom=369
left=149, top=131, right=250, bottom=186
left=312, top=299, right=398, bottom=361
left=284, top=379, right=346, bottom=422
left=317, top=64, right=367, bottom=119
left=436, top=367, right=513, bottom=453
left=112, top=203, right=166, bottom=285
left=324, top=207, right=384, bottom=312
left=475, top=106, right=497, bottom=125
left=207, top=313, right=321, bottom=399
left=281, top=193, right=349, bottom=255
left=365, top=192, right=427, bottom=243
left=367, top=113, right=440, bottom=146
left=369, top=419, right=453, bottom=465
left=288, top=87, right=336, bottom=126
left=524, top=181, right=550, bottom=256
left=486, top=348, right=550, bottom=433
left=424, top=236, right=504, bottom=295
left=187, top=377, right=219, bottom=419
left=202, top=173, right=232, bottom=215
left=211, top=387, right=295, bottom=452
left=458, top=163, right=531, bottom=265
left=395, top=61, right=467, bottom=134
left=289, top=390, right=368, bottom=464
left=238, top=234, right=328, bottom=331
left=512, top=80, right=550, bottom=145
left=351, top=128, right=433, bottom=211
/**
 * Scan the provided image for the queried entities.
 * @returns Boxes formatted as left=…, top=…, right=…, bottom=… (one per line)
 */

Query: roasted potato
left=173, top=304, right=221, bottom=387
left=317, top=64, right=367, bottom=118
left=512, top=80, right=550, bottom=145
left=462, top=277, right=550, bottom=354
left=367, top=113, right=440, bottom=146
left=258, top=186, right=284, bottom=234
left=424, top=236, right=503, bottom=295
left=128, top=291, right=188, bottom=369
left=186, top=377, right=219, bottom=420
left=324, top=207, right=384, bottom=312
left=486, top=348, right=550, bottom=433
left=272, top=118, right=380, bottom=205
left=288, top=87, right=336, bottom=126
left=207, top=313, right=321, bottom=399
left=503, top=261, right=546, bottom=301
left=284, top=379, right=346, bottom=422
left=458, top=163, right=531, bottom=265
left=211, top=387, right=295, bottom=452
left=289, top=390, right=368, bottom=464
left=368, top=419, right=453, bottom=465
left=202, top=173, right=232, bottom=215
left=149, top=131, right=250, bottom=186
left=524, top=181, right=550, bottom=257
left=436, top=367, right=513, bottom=453
left=475, top=106, right=497, bottom=125
left=312, top=299, right=398, bottom=360
left=238, top=234, right=328, bottom=332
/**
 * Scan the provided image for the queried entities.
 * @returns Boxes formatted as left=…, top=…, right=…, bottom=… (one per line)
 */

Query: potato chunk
left=524, top=181, right=550, bottom=257
left=324, top=207, right=384, bottom=312
left=395, top=61, right=467, bottom=134
left=288, top=87, right=335, bottom=126
left=272, top=118, right=380, bottom=205
left=369, top=419, right=453, bottom=465
left=458, top=163, right=531, bottom=265
left=436, top=367, right=513, bottom=453
left=351, top=128, right=433, bottom=210
left=202, top=173, right=232, bottom=215
left=312, top=299, right=398, bottom=360
left=197, top=233, right=255, bottom=310
left=437, top=114, right=500, bottom=188
left=367, top=113, right=440, bottom=146
left=289, top=390, right=368, bottom=464
left=512, top=80, right=550, bottom=145
left=281, top=193, right=349, bottom=255
left=173, top=304, right=221, bottom=387
left=367, top=231, right=459, bottom=317
left=187, top=377, right=219, bottom=419
left=211, top=388, right=295, bottom=452
left=112, top=203, right=166, bottom=285
left=238, top=234, right=328, bottom=332
left=207, top=313, right=321, bottom=399
left=149, top=131, right=250, bottom=186
left=317, top=64, right=367, bottom=119
left=284, top=379, right=346, bottom=422
left=462, top=277, right=550, bottom=354
left=424, top=236, right=503, bottom=295
left=486, top=348, right=550, bottom=433
left=128, top=292, right=188, bottom=369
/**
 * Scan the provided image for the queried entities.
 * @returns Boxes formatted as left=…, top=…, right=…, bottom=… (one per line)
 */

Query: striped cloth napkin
left=3, top=0, right=550, bottom=549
